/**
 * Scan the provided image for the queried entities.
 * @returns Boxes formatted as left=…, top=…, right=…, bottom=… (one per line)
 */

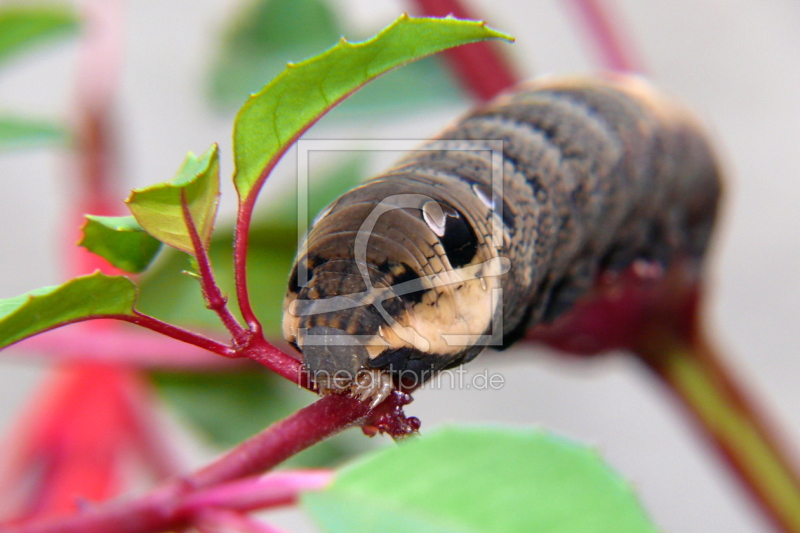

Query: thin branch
left=233, top=188, right=265, bottom=337
left=117, top=313, right=238, bottom=358
left=178, top=470, right=333, bottom=514
left=409, top=0, right=520, bottom=101
left=180, top=191, right=247, bottom=344
left=6, top=392, right=417, bottom=533
left=641, top=333, right=800, bottom=533
left=562, top=0, right=644, bottom=73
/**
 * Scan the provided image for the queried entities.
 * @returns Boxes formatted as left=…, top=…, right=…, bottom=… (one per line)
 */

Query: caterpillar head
left=282, top=179, right=507, bottom=404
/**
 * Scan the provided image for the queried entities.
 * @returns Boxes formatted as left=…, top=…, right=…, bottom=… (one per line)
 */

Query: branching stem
left=180, top=191, right=248, bottom=345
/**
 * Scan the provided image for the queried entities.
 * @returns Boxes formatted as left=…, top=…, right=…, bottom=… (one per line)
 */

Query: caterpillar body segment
left=282, top=74, right=722, bottom=403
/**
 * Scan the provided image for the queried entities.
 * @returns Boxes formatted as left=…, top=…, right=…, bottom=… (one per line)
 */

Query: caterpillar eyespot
left=283, top=74, right=722, bottom=406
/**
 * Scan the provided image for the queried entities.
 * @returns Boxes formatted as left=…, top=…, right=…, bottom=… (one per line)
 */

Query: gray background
left=1, top=0, right=799, bottom=531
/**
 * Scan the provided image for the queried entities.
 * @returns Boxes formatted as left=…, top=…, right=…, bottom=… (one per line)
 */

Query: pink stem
left=180, top=192, right=247, bottom=344
left=193, top=509, right=290, bottom=533
left=178, top=470, right=333, bottom=513
left=562, top=0, right=644, bottom=72
left=409, top=0, right=520, bottom=100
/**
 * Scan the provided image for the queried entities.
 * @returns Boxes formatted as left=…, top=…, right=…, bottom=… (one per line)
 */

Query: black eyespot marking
left=434, top=203, right=479, bottom=268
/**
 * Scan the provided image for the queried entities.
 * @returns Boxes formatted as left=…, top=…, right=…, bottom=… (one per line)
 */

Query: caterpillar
left=282, top=74, right=722, bottom=405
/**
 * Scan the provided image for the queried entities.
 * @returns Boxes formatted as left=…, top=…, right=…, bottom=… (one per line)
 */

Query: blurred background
left=1, top=0, right=799, bottom=531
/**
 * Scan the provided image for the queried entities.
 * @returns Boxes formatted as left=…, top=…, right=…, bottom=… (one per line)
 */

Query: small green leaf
left=79, top=215, right=163, bottom=273
left=0, top=272, right=137, bottom=350
left=233, top=15, right=513, bottom=199
left=127, top=144, right=220, bottom=256
left=0, top=4, right=79, bottom=67
left=0, top=116, right=67, bottom=149
left=303, top=425, right=658, bottom=533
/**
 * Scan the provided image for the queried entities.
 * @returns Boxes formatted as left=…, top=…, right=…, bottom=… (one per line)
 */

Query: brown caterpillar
left=282, top=74, right=722, bottom=405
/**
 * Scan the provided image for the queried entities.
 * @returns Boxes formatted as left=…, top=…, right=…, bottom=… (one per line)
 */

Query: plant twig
left=3, top=392, right=417, bottom=533
left=117, top=313, right=238, bottom=358
left=641, top=333, right=800, bottom=533
left=177, top=470, right=333, bottom=514
left=180, top=191, right=247, bottom=345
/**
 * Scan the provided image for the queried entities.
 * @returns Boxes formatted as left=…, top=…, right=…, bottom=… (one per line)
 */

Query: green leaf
left=233, top=14, right=513, bottom=199
left=303, top=425, right=658, bottom=533
left=126, top=144, right=220, bottom=256
left=0, top=4, right=79, bottom=68
left=79, top=215, right=163, bottom=273
left=0, top=116, right=67, bottom=149
left=0, top=272, right=137, bottom=350
left=149, top=367, right=375, bottom=466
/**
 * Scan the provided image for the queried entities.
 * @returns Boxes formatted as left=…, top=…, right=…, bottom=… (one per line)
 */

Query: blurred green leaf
left=150, top=366, right=375, bottom=466
left=0, top=116, right=67, bottom=149
left=303, top=425, right=659, bottom=533
left=209, top=0, right=339, bottom=108
left=208, top=0, right=464, bottom=113
left=79, top=215, right=163, bottom=273
left=0, top=4, right=79, bottom=68
left=233, top=14, right=513, bottom=198
left=127, top=144, right=220, bottom=256
left=0, top=272, right=136, bottom=350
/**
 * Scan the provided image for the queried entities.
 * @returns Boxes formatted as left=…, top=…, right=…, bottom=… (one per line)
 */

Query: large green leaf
left=150, top=366, right=375, bottom=466
left=79, top=215, right=163, bottom=273
left=233, top=15, right=512, bottom=199
left=303, top=425, right=658, bottom=533
left=0, top=116, right=67, bottom=149
left=0, top=272, right=137, bottom=350
left=126, top=144, right=220, bottom=256
left=0, top=4, right=79, bottom=68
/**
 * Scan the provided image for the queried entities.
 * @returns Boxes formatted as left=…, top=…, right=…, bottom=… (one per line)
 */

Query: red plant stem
left=4, top=392, right=415, bottom=533
left=180, top=191, right=247, bottom=344
left=410, top=0, right=519, bottom=100
left=640, top=332, right=800, bottom=533
left=562, top=0, right=644, bottom=73
left=233, top=193, right=264, bottom=337
left=115, top=313, right=238, bottom=358
left=245, top=337, right=307, bottom=387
